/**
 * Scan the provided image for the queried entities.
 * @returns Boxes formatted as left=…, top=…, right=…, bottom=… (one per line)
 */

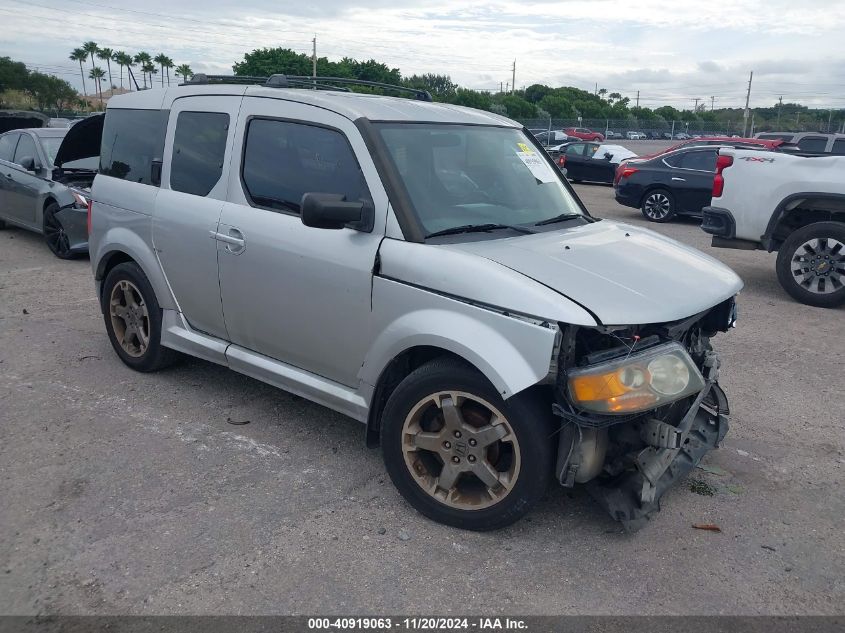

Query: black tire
left=101, top=262, right=179, bottom=372
left=775, top=221, right=845, bottom=308
left=380, top=358, right=554, bottom=531
left=42, top=202, right=75, bottom=259
left=640, top=188, right=676, bottom=223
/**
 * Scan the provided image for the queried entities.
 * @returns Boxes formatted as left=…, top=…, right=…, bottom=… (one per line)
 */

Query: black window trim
left=662, top=148, right=717, bottom=172
left=169, top=109, right=231, bottom=197
left=239, top=114, right=374, bottom=232
left=12, top=131, right=40, bottom=168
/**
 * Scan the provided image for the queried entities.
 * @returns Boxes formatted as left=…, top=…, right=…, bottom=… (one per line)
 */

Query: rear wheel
left=776, top=221, right=845, bottom=308
left=380, top=359, right=554, bottom=530
left=43, top=202, right=74, bottom=259
left=102, top=262, right=178, bottom=371
left=641, top=188, right=676, bottom=223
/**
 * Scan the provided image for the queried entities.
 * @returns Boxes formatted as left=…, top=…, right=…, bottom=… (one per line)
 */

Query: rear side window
left=100, top=108, right=168, bottom=185
left=170, top=111, right=229, bottom=196
left=0, top=134, right=18, bottom=162
left=13, top=134, right=37, bottom=165
left=832, top=139, right=845, bottom=155
left=679, top=150, right=717, bottom=171
left=565, top=143, right=585, bottom=156
left=241, top=118, right=370, bottom=214
left=797, top=136, right=827, bottom=152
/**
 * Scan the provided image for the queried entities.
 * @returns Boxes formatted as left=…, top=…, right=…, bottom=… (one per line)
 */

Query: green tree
left=538, top=93, right=575, bottom=118
left=69, top=48, right=88, bottom=96
left=174, top=63, right=193, bottom=83
left=524, top=83, right=552, bottom=104
left=162, top=56, right=174, bottom=86
left=496, top=94, right=537, bottom=119
left=97, top=47, right=114, bottom=92
left=0, top=56, right=29, bottom=92
left=112, top=51, right=131, bottom=90
left=153, top=53, right=168, bottom=87
left=26, top=72, right=77, bottom=111
left=450, top=88, right=492, bottom=110
left=89, top=66, right=106, bottom=104
left=134, top=52, right=152, bottom=89
left=403, top=73, right=457, bottom=100
left=82, top=41, right=99, bottom=85
left=655, top=105, right=682, bottom=121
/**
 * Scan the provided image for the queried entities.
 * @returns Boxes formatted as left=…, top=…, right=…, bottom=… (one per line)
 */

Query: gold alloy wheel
left=109, top=280, right=150, bottom=358
left=401, top=391, right=521, bottom=510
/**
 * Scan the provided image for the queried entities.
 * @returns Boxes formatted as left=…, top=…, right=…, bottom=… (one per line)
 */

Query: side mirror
left=301, top=192, right=370, bottom=231
left=19, top=156, right=38, bottom=172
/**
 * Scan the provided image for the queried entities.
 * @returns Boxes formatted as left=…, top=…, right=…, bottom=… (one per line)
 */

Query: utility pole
left=693, top=97, right=701, bottom=111
left=311, top=35, right=317, bottom=87
left=742, top=70, right=753, bottom=136
left=710, top=96, right=715, bottom=111
left=505, top=81, right=509, bottom=93
left=777, top=96, right=782, bottom=128
left=595, top=82, right=598, bottom=96
left=511, top=60, right=516, bottom=95
left=499, top=81, right=503, bottom=93
left=828, top=109, right=833, bottom=133
left=636, top=90, right=639, bottom=108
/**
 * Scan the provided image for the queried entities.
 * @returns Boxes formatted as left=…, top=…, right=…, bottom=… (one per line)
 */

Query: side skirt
left=160, top=310, right=369, bottom=423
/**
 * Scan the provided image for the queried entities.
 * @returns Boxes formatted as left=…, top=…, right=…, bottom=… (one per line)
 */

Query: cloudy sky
left=2, top=0, right=844, bottom=110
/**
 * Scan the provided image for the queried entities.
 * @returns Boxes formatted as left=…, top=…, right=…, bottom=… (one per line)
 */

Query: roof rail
left=182, top=74, right=433, bottom=102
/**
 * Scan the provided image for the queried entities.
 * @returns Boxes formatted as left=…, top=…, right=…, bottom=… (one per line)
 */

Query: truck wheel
left=101, top=262, right=179, bottom=371
left=641, top=189, right=676, bottom=222
left=776, top=222, right=845, bottom=308
left=380, top=358, right=554, bottom=531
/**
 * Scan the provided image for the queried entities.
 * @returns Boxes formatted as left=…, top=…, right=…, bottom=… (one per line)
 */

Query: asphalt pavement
left=0, top=184, right=843, bottom=615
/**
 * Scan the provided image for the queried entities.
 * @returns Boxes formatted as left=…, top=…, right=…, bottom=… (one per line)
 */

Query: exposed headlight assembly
left=567, top=342, right=704, bottom=415
left=70, top=190, right=89, bottom=209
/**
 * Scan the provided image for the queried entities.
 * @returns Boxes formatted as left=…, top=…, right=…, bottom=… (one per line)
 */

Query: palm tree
left=97, top=47, right=114, bottom=94
left=598, top=88, right=608, bottom=99
left=153, top=53, right=167, bottom=87
left=134, top=52, right=151, bottom=89
left=123, top=53, right=137, bottom=90
left=89, top=67, right=106, bottom=105
left=147, top=64, right=159, bottom=86
left=162, top=56, right=175, bottom=86
left=174, top=63, right=193, bottom=83
left=69, top=48, right=88, bottom=96
left=82, top=41, right=99, bottom=82
left=112, top=51, right=128, bottom=90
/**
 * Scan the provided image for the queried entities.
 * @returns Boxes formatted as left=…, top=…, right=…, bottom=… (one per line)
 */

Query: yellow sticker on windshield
left=517, top=142, right=534, bottom=153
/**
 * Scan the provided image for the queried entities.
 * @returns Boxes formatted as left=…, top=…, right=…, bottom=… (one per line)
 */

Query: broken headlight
left=567, top=342, right=704, bottom=415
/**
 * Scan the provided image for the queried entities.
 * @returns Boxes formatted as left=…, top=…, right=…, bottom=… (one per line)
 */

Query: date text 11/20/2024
left=307, top=618, right=528, bottom=631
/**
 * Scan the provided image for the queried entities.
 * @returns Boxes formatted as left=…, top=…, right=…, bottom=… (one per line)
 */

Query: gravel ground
left=0, top=185, right=843, bottom=616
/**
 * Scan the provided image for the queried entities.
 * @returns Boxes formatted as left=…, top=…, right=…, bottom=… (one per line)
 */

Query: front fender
left=361, top=277, right=559, bottom=399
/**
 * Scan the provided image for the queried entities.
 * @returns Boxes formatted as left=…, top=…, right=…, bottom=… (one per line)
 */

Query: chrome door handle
left=671, top=177, right=686, bottom=182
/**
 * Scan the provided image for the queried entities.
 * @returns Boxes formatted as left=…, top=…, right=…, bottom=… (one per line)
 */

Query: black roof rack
left=183, top=74, right=433, bottom=102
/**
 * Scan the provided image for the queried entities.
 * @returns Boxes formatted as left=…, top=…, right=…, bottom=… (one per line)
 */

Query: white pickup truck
left=702, top=148, right=845, bottom=308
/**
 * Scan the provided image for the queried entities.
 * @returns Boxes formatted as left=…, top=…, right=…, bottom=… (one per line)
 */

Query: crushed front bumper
left=586, top=383, right=729, bottom=531
left=556, top=348, right=730, bottom=531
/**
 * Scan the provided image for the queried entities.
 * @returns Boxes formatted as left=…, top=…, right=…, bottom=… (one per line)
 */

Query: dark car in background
left=614, top=145, right=725, bottom=222
left=0, top=115, right=102, bottom=257
left=549, top=141, right=637, bottom=184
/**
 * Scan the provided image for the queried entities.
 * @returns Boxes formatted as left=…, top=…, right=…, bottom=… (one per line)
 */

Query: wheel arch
left=638, top=184, right=673, bottom=208
left=763, top=193, right=845, bottom=252
left=94, top=240, right=177, bottom=312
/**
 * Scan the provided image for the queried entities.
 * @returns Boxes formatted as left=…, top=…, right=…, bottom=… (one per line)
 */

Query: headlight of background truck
left=567, top=342, right=705, bottom=414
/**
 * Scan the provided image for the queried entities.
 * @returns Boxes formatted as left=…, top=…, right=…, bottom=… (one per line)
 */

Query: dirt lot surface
left=1, top=184, right=843, bottom=615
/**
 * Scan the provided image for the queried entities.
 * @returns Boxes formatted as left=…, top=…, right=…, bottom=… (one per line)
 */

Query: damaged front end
left=553, top=297, right=737, bottom=531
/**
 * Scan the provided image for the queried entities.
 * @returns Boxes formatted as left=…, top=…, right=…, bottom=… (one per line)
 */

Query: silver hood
left=443, top=220, right=743, bottom=325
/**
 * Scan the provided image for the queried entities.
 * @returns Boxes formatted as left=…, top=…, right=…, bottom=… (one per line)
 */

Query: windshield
left=40, top=136, right=98, bottom=170
left=376, top=124, right=584, bottom=237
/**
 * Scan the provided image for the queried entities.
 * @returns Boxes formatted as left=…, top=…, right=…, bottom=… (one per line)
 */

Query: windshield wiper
left=534, top=213, right=587, bottom=226
left=426, top=223, right=539, bottom=238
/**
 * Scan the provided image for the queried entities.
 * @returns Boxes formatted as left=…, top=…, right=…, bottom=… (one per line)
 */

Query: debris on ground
left=761, top=545, right=777, bottom=552
left=226, top=417, right=250, bottom=425
left=397, top=529, right=411, bottom=541
left=692, top=523, right=722, bottom=532
left=697, top=464, right=731, bottom=476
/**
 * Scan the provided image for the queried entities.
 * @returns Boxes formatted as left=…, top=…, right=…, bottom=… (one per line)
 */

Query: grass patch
left=688, top=478, right=716, bottom=496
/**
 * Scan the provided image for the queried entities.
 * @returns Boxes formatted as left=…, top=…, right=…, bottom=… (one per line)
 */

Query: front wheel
left=776, top=221, right=845, bottom=308
left=43, top=202, right=74, bottom=259
left=380, top=359, right=554, bottom=531
left=641, top=188, right=676, bottom=223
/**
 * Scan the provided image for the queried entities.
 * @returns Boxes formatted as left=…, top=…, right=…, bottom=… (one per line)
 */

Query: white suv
left=86, top=75, right=742, bottom=531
